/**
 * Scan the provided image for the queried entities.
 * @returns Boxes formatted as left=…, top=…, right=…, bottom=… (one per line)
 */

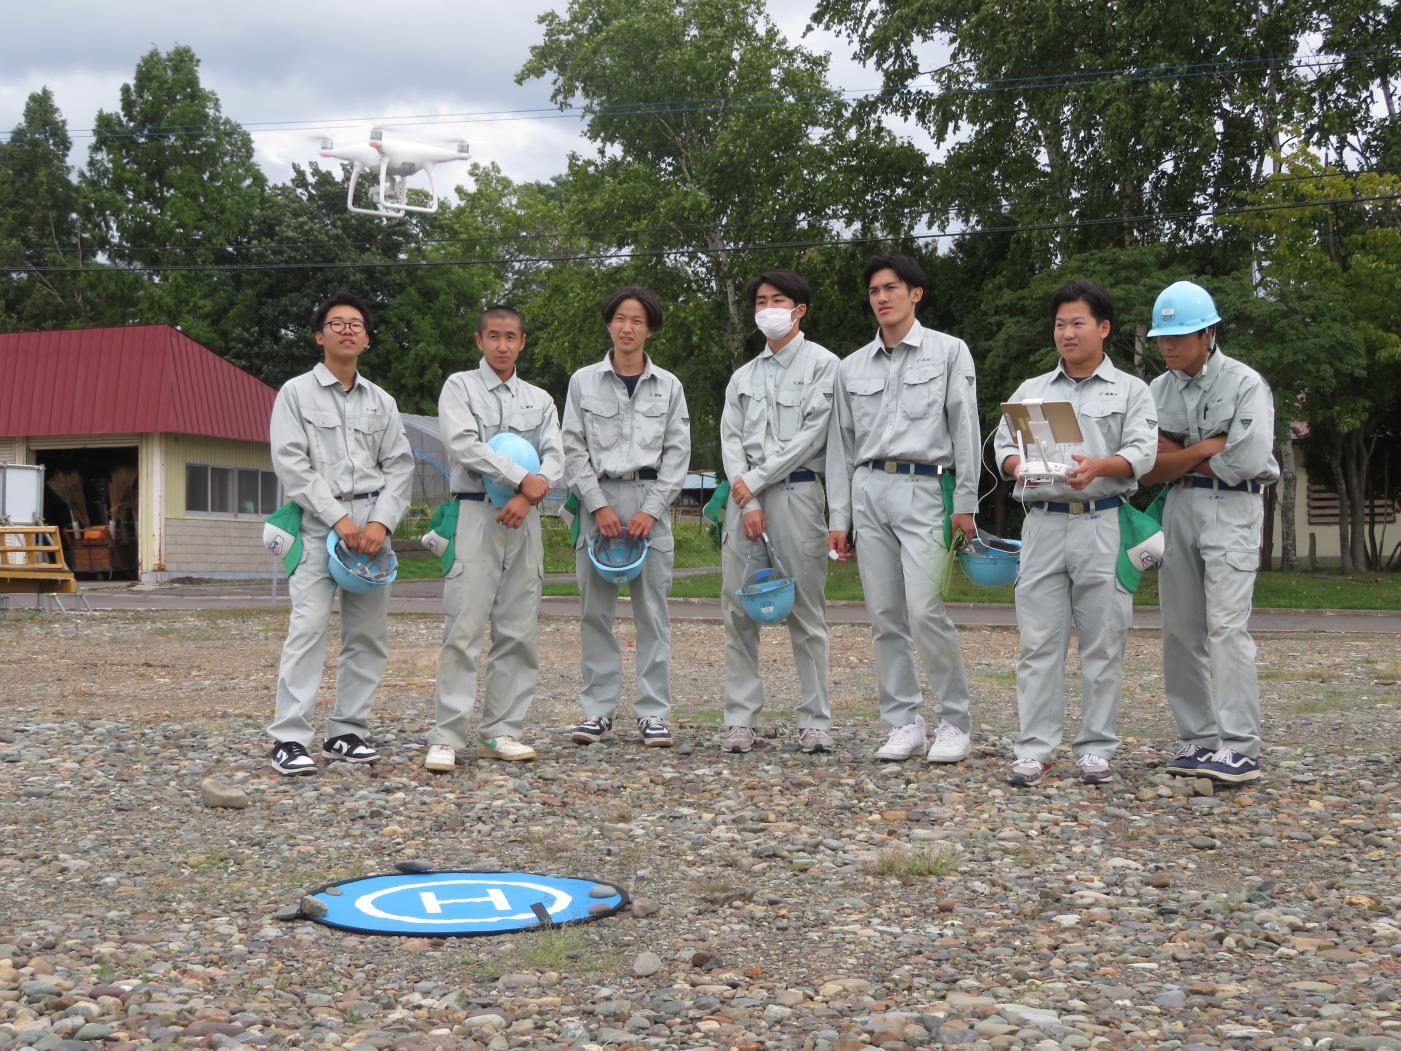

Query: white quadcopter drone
left=1000, top=399, right=1084, bottom=486
left=315, top=127, right=469, bottom=218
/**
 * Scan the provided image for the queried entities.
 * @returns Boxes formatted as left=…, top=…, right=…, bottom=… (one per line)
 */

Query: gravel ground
left=1, top=609, right=1398, bottom=1051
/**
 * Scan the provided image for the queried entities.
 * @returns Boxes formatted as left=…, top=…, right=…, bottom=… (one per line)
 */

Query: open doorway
left=33, top=447, right=139, bottom=579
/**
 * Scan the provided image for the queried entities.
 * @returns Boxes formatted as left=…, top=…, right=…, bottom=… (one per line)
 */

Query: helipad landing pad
left=308, top=871, right=628, bottom=936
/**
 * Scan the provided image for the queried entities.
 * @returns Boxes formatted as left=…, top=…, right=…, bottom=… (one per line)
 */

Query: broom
left=109, top=466, right=137, bottom=525
left=46, top=471, right=90, bottom=529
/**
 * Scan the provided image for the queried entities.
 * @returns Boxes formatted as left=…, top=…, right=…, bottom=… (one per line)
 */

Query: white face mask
left=754, top=306, right=797, bottom=342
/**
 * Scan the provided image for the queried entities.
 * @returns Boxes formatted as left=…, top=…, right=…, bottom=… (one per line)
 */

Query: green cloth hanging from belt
left=421, top=499, right=460, bottom=576
left=702, top=480, right=730, bottom=550
left=562, top=490, right=583, bottom=547
left=1116, top=486, right=1169, bottom=592
left=262, top=500, right=304, bottom=577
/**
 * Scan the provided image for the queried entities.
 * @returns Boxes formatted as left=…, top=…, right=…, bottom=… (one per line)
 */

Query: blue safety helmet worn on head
left=326, top=531, right=398, bottom=594
left=483, top=432, right=542, bottom=508
left=587, top=533, right=650, bottom=585
left=1147, top=280, right=1221, bottom=337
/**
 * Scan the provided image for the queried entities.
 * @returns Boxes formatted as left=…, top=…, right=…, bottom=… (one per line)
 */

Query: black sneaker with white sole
left=637, top=716, right=674, bottom=748
left=571, top=715, right=613, bottom=745
left=271, top=740, right=316, bottom=776
left=322, top=733, right=379, bottom=763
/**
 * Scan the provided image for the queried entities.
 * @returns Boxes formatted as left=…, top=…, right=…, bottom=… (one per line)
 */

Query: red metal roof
left=0, top=325, right=277, bottom=443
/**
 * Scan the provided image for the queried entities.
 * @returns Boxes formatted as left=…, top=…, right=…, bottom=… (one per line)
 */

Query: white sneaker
left=1075, top=753, right=1113, bottom=784
left=926, top=721, right=972, bottom=763
left=424, top=744, right=456, bottom=772
left=875, top=715, right=927, bottom=761
left=477, top=736, right=537, bottom=761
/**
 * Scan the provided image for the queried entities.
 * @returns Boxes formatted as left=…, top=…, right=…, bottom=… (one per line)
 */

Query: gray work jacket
left=439, top=358, right=564, bottom=496
left=269, top=362, right=415, bottom=531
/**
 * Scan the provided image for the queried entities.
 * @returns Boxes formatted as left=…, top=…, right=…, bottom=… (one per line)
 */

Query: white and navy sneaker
left=322, top=733, right=379, bottom=764
left=1009, top=757, right=1051, bottom=787
left=1076, top=753, right=1113, bottom=784
left=1166, top=743, right=1214, bottom=776
left=1196, top=748, right=1261, bottom=784
left=638, top=717, right=674, bottom=748
left=271, top=740, right=316, bottom=776
left=570, top=715, right=612, bottom=745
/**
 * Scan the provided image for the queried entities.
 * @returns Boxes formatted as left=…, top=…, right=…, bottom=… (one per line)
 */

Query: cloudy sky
left=0, top=0, right=937, bottom=191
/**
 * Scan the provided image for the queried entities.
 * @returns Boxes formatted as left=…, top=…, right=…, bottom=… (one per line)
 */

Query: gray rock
left=200, top=777, right=249, bottom=809
left=632, top=951, right=663, bottom=977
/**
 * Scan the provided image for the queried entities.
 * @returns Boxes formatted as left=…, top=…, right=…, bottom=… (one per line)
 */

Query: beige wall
left=1273, top=456, right=1341, bottom=561
left=162, top=516, right=276, bottom=577
left=0, top=439, right=17, bottom=464
left=163, top=434, right=276, bottom=515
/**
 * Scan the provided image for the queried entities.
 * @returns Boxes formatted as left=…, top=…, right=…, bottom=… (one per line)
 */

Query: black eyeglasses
left=324, top=319, right=366, bottom=334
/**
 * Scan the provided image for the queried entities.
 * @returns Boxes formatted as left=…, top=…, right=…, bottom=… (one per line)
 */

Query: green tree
left=81, top=45, right=267, bottom=345
left=518, top=0, right=928, bottom=464
left=0, top=88, right=115, bottom=329
left=812, top=0, right=1313, bottom=264
left=1223, top=149, right=1401, bottom=571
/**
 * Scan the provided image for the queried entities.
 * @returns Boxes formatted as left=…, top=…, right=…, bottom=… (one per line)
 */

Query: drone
left=315, top=127, right=470, bottom=218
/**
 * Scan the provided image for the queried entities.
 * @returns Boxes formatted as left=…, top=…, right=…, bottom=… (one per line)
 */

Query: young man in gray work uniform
left=425, top=305, right=564, bottom=772
left=562, top=286, right=691, bottom=748
left=994, top=280, right=1157, bottom=787
left=267, top=291, right=415, bottom=775
left=825, top=255, right=981, bottom=764
left=1142, top=280, right=1279, bottom=784
left=718, top=270, right=839, bottom=755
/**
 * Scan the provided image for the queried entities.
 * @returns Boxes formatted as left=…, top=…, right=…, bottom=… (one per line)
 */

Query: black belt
left=453, top=491, right=486, bottom=502
left=1178, top=476, right=1264, bottom=494
left=604, top=469, right=658, bottom=481
left=862, top=460, right=949, bottom=477
left=1035, top=495, right=1124, bottom=514
left=781, top=469, right=819, bottom=484
left=336, top=489, right=380, bottom=501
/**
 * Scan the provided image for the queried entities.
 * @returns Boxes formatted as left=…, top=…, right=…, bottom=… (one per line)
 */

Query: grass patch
left=465, top=925, right=611, bottom=977
left=868, top=846, right=955, bottom=878
left=686, top=708, right=726, bottom=725
left=1260, top=667, right=1339, bottom=682
left=1285, top=693, right=1365, bottom=715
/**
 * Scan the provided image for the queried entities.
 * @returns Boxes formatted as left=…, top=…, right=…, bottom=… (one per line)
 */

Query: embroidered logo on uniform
left=1146, top=418, right=1157, bottom=428
left=1240, top=418, right=1252, bottom=429
left=965, top=376, right=975, bottom=385
left=823, top=392, right=833, bottom=400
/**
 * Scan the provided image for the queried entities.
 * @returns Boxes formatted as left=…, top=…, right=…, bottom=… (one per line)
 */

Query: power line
left=4, top=47, right=1392, bottom=144
left=7, top=193, right=1396, bottom=276
left=25, top=166, right=1401, bottom=259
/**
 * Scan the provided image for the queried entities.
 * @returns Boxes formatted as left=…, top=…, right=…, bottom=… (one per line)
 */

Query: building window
left=186, top=464, right=280, bottom=517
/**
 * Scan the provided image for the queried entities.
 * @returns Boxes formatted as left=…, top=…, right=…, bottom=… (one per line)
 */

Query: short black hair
left=312, top=291, right=373, bottom=335
left=477, top=304, right=526, bottom=336
left=744, top=270, right=811, bottom=308
left=1050, top=279, right=1116, bottom=335
left=863, top=255, right=927, bottom=294
left=601, top=286, right=663, bottom=332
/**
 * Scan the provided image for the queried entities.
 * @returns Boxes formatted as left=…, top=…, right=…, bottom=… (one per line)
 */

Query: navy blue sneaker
left=1165, top=744, right=1214, bottom=776
left=1196, top=749, right=1261, bottom=784
left=637, top=716, right=674, bottom=748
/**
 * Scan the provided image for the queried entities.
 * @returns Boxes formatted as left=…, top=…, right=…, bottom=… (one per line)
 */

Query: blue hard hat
left=737, top=570, right=796, bottom=624
left=587, top=533, right=650, bottom=585
left=957, top=532, right=1021, bottom=588
left=1147, top=281, right=1221, bottom=337
left=325, top=531, right=398, bottom=594
left=483, top=432, right=542, bottom=508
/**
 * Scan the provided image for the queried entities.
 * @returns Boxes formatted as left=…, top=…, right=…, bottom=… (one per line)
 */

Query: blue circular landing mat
left=307, top=871, right=629, bottom=936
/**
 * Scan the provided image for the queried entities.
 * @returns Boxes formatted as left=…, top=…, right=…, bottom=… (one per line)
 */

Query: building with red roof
left=1, top=325, right=280, bottom=580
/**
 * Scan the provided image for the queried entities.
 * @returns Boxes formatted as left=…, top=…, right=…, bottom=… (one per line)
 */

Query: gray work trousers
left=431, top=498, right=543, bottom=748
left=851, top=467, right=972, bottom=731
left=575, top=478, right=675, bottom=721
left=1160, top=485, right=1265, bottom=757
left=268, top=497, right=392, bottom=747
left=1012, top=506, right=1132, bottom=761
left=720, top=478, right=831, bottom=729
